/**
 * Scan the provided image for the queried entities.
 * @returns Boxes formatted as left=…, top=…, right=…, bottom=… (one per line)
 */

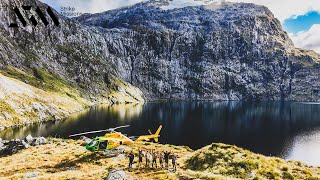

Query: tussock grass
left=179, top=143, right=320, bottom=179
left=1, top=140, right=319, bottom=180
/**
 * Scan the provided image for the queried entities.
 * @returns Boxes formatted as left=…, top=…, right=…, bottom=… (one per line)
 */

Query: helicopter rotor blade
left=106, top=125, right=130, bottom=132
left=69, top=125, right=130, bottom=137
left=69, top=129, right=108, bottom=137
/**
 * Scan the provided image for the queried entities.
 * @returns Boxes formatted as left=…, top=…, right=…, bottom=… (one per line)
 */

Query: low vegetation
left=0, top=66, right=144, bottom=128
left=180, top=143, right=320, bottom=179
left=0, top=66, right=82, bottom=100
left=0, top=139, right=319, bottom=179
left=0, top=67, right=89, bottom=128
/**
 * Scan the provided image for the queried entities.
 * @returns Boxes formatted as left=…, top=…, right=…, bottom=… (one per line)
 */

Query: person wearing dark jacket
left=138, top=149, right=143, bottom=168
left=164, top=151, right=171, bottom=169
left=128, top=151, right=134, bottom=169
left=172, top=153, right=177, bottom=171
left=159, top=152, right=164, bottom=168
left=152, top=150, right=157, bottom=168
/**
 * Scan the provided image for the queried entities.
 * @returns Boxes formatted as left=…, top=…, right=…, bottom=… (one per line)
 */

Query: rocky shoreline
left=0, top=135, right=47, bottom=156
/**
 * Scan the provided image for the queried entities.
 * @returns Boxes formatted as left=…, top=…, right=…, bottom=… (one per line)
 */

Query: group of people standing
left=128, top=149, right=177, bottom=171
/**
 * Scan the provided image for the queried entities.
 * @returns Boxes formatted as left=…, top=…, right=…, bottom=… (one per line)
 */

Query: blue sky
left=283, top=11, right=320, bottom=34
left=40, top=0, right=320, bottom=53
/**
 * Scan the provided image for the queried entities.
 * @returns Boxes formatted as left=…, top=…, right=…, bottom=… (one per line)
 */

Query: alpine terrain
left=0, top=0, right=319, bottom=127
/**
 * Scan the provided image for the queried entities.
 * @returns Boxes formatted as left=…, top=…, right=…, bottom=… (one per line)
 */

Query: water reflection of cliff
left=1, top=101, right=320, bottom=165
left=0, top=103, right=143, bottom=140
left=133, top=101, right=320, bottom=159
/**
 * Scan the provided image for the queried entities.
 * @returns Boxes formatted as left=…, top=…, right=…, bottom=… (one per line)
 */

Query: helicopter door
left=99, top=140, right=108, bottom=150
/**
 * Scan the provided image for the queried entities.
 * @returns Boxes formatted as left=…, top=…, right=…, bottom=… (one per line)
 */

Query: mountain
left=0, top=0, right=320, bottom=128
left=0, top=0, right=144, bottom=128
left=75, top=1, right=320, bottom=101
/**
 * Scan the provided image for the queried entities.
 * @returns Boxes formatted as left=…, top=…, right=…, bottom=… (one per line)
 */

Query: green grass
left=181, top=143, right=320, bottom=179
left=0, top=66, right=82, bottom=102
left=0, top=100, right=15, bottom=114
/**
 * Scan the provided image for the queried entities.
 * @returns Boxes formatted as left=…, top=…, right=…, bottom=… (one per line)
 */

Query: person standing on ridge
left=159, top=151, right=164, bottom=168
left=128, top=151, right=134, bottom=169
left=164, top=151, right=171, bottom=170
left=145, top=151, right=151, bottom=168
left=138, top=149, right=143, bottom=168
left=172, top=153, right=177, bottom=172
left=152, top=150, right=157, bottom=168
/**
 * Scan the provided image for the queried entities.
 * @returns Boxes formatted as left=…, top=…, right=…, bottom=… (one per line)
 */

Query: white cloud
left=227, top=0, right=320, bottom=22
left=289, top=24, right=320, bottom=53
left=43, top=0, right=320, bottom=23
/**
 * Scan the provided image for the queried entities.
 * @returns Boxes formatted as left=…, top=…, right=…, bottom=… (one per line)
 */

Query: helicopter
left=69, top=125, right=162, bottom=151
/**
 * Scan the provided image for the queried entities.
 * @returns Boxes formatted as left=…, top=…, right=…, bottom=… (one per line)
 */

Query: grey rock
left=2, top=140, right=9, bottom=144
left=25, top=134, right=34, bottom=144
left=21, top=140, right=29, bottom=149
left=0, top=136, right=47, bottom=156
left=105, top=170, right=128, bottom=180
left=75, top=1, right=320, bottom=102
left=0, top=139, right=26, bottom=155
left=25, top=171, right=40, bottom=178
left=31, top=137, right=47, bottom=146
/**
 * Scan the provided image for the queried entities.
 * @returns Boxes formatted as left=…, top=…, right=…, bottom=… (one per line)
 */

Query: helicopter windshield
left=88, top=140, right=97, bottom=147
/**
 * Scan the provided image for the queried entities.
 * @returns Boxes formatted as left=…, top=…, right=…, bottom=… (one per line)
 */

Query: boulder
left=0, top=139, right=26, bottom=155
left=21, top=140, right=29, bottom=149
left=31, top=137, right=47, bottom=146
left=0, top=141, right=4, bottom=150
left=105, top=170, right=128, bottom=180
left=0, top=136, right=47, bottom=156
left=25, top=134, right=34, bottom=144
left=25, top=171, right=40, bottom=178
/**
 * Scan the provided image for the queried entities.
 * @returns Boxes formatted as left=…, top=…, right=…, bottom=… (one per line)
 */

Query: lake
left=1, top=101, right=320, bottom=166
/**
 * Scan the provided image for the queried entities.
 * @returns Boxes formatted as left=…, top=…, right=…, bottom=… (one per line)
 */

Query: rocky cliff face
left=0, top=0, right=320, bottom=128
left=75, top=1, right=320, bottom=101
left=0, top=0, right=144, bottom=128
left=0, top=0, right=144, bottom=103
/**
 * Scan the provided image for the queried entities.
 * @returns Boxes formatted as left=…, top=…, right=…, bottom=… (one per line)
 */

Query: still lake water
left=1, top=101, right=320, bottom=166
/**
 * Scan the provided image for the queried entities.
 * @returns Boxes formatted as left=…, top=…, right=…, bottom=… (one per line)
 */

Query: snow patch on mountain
left=148, top=0, right=224, bottom=10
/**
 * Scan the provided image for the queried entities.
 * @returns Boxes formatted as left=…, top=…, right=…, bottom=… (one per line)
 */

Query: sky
left=40, top=0, right=320, bottom=54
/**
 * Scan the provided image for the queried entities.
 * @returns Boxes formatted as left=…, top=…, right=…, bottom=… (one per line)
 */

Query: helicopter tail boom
left=135, top=125, right=162, bottom=143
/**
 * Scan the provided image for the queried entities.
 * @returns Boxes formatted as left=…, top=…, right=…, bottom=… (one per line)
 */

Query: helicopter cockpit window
left=88, top=140, right=97, bottom=147
left=99, top=141, right=108, bottom=149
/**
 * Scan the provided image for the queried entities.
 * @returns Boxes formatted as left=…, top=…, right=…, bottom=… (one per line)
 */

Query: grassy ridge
left=179, top=143, right=320, bottom=179
left=0, top=139, right=319, bottom=179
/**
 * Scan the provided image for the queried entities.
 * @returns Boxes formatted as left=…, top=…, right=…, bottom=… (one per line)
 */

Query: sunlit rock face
left=76, top=1, right=320, bottom=101
left=0, top=0, right=320, bottom=102
left=0, top=0, right=144, bottom=104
